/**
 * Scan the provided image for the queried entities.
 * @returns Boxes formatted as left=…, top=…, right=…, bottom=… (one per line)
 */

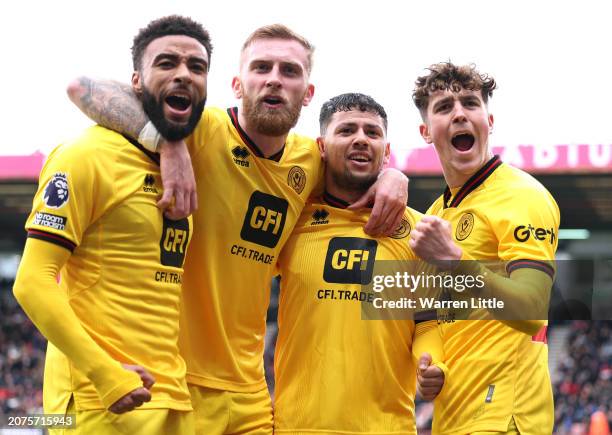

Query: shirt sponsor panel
left=323, top=237, right=378, bottom=285
left=240, top=191, right=288, bottom=248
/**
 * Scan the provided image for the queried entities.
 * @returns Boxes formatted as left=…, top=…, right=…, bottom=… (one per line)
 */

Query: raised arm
left=67, top=77, right=147, bottom=141
left=67, top=77, right=197, bottom=218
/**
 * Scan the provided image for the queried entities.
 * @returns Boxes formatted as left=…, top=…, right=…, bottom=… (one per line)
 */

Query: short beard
left=141, top=88, right=206, bottom=141
left=242, top=94, right=302, bottom=136
left=328, top=167, right=378, bottom=198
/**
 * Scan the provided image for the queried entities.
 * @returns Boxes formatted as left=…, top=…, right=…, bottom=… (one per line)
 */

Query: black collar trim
left=443, top=155, right=502, bottom=209
left=123, top=135, right=160, bottom=166
left=227, top=107, right=285, bottom=162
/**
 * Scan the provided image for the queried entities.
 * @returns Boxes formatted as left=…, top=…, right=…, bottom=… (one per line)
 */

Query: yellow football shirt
left=275, top=193, right=430, bottom=434
left=25, top=126, right=193, bottom=411
left=427, top=156, right=559, bottom=434
left=181, top=107, right=322, bottom=392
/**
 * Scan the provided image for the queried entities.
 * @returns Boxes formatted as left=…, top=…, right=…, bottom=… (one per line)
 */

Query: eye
left=253, top=63, right=270, bottom=73
left=158, top=60, right=175, bottom=69
left=282, top=65, right=299, bottom=76
left=190, top=63, right=207, bottom=74
left=434, top=103, right=450, bottom=113
left=367, top=130, right=381, bottom=138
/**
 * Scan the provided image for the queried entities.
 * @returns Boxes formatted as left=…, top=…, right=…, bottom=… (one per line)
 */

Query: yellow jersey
left=180, top=107, right=322, bottom=392
left=275, top=193, right=428, bottom=434
left=26, top=126, right=192, bottom=411
left=428, top=156, right=559, bottom=434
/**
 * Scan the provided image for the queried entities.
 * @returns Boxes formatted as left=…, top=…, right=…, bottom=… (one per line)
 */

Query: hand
left=157, top=140, right=198, bottom=220
left=108, top=364, right=155, bottom=414
left=416, top=353, right=444, bottom=401
left=409, top=215, right=462, bottom=269
left=349, top=168, right=408, bottom=237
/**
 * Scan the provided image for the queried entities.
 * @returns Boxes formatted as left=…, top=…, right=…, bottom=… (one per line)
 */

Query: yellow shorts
left=471, top=417, right=520, bottom=435
left=189, top=384, right=273, bottom=435
left=49, top=397, right=194, bottom=435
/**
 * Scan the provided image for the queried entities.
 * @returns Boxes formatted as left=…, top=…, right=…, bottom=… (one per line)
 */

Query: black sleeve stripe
left=507, top=259, right=554, bottom=279
left=414, top=309, right=438, bottom=324
left=28, top=230, right=76, bottom=252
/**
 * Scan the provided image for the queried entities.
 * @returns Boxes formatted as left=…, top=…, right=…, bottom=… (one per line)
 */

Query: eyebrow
left=250, top=58, right=304, bottom=71
left=153, top=53, right=208, bottom=67
left=335, top=121, right=384, bottom=132
left=432, top=96, right=455, bottom=111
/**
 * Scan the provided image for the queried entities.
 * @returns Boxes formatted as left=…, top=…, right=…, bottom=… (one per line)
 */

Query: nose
left=352, top=128, right=370, bottom=148
left=452, top=101, right=467, bottom=124
left=173, top=62, right=193, bottom=84
left=265, top=65, right=282, bottom=89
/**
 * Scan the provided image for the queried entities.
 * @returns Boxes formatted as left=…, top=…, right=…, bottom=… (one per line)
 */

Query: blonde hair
left=241, top=24, right=314, bottom=73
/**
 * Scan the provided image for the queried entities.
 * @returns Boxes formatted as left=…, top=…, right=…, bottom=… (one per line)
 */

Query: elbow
left=66, top=77, right=87, bottom=103
left=12, top=271, right=35, bottom=311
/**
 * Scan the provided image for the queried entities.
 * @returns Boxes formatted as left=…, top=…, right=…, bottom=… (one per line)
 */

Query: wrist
left=138, top=121, right=162, bottom=153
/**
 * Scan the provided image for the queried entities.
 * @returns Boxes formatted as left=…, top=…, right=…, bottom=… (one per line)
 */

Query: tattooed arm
left=67, top=77, right=147, bottom=140
left=67, top=77, right=198, bottom=219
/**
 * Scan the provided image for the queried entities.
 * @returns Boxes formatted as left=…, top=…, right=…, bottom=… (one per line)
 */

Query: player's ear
left=302, top=84, right=315, bottom=107
left=232, top=76, right=242, bottom=98
left=316, top=136, right=326, bottom=160
left=383, top=142, right=391, bottom=166
left=419, top=123, right=433, bottom=144
left=132, top=71, right=143, bottom=95
left=488, top=113, right=494, bottom=133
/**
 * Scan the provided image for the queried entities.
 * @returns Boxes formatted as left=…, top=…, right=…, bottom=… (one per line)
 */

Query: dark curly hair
left=319, top=93, right=387, bottom=135
left=132, top=15, right=213, bottom=70
left=413, top=62, right=496, bottom=119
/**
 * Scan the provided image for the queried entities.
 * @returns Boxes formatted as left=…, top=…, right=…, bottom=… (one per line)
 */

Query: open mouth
left=348, top=154, right=371, bottom=164
left=165, top=94, right=192, bottom=112
left=262, top=95, right=285, bottom=107
left=451, top=133, right=475, bottom=152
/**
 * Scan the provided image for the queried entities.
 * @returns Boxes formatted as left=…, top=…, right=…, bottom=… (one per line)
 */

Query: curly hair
left=319, top=93, right=387, bottom=135
left=413, top=62, right=496, bottom=118
left=132, top=15, right=213, bottom=70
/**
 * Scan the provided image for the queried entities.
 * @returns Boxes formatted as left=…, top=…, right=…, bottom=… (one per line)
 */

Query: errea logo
left=232, top=146, right=250, bottom=167
left=143, top=174, right=158, bottom=193
left=311, top=209, right=329, bottom=225
left=513, top=224, right=556, bottom=245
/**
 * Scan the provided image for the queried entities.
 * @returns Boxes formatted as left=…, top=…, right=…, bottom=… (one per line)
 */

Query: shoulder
left=426, top=195, right=445, bottom=215
left=492, top=164, right=557, bottom=206
left=44, top=126, right=128, bottom=170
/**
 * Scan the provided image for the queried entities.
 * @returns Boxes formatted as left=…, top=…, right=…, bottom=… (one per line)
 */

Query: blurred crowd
left=0, top=281, right=45, bottom=417
left=554, top=321, right=612, bottom=434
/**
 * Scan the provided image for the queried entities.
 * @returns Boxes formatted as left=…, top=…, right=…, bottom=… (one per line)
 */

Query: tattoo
left=75, top=77, right=148, bottom=140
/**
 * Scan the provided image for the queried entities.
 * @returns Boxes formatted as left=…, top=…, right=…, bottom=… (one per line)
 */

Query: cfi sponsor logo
left=43, top=173, right=69, bottom=209
left=143, top=174, right=158, bottom=193
left=455, top=213, right=474, bottom=241
left=390, top=218, right=411, bottom=239
left=287, top=166, right=306, bottom=194
left=311, top=208, right=329, bottom=225
left=513, top=224, right=557, bottom=244
left=323, top=237, right=378, bottom=284
left=240, top=191, right=288, bottom=248
left=232, top=146, right=250, bottom=167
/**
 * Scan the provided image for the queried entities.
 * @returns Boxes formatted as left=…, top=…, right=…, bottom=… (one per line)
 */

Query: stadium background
left=1, top=144, right=611, bottom=434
